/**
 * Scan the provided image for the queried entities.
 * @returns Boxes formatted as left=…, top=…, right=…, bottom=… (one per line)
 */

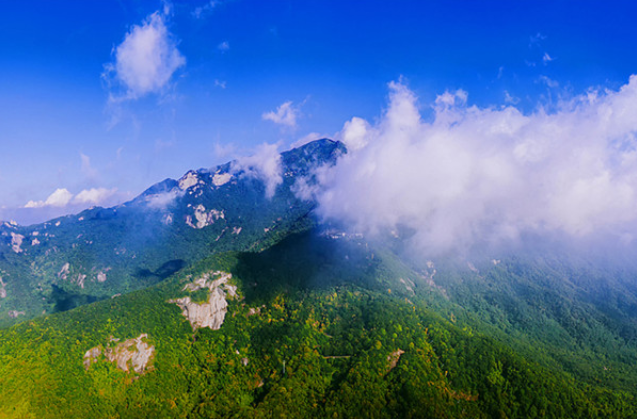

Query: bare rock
left=170, top=271, right=236, bottom=330
left=84, top=333, right=155, bottom=374
left=83, top=346, right=102, bottom=370
left=58, top=263, right=70, bottom=280
left=8, top=310, right=25, bottom=318
left=387, top=349, right=405, bottom=371
left=75, top=274, right=86, bottom=289
left=10, top=233, right=24, bottom=253
left=212, top=172, right=232, bottom=186
left=186, top=205, right=225, bottom=229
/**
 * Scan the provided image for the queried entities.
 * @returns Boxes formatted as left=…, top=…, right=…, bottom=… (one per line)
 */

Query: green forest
left=1, top=230, right=636, bottom=418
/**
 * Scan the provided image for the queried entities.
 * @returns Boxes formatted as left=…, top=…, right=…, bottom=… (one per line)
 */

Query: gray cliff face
left=170, top=271, right=237, bottom=331
left=83, top=333, right=155, bottom=374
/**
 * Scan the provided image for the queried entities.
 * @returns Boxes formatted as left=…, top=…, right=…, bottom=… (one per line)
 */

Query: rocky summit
left=0, top=139, right=344, bottom=327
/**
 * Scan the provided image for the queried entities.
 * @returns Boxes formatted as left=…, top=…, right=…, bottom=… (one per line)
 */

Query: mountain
left=0, top=139, right=345, bottom=327
left=1, top=139, right=637, bottom=418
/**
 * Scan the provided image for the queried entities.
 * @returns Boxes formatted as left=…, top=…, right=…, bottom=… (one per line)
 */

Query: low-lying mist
left=302, top=77, right=637, bottom=260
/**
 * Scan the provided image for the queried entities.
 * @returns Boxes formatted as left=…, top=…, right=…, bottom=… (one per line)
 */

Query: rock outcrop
left=185, top=205, right=225, bottom=229
left=84, top=333, right=155, bottom=374
left=8, top=310, right=25, bottom=318
left=170, top=271, right=237, bottom=330
left=58, top=263, right=70, bottom=280
left=10, top=233, right=24, bottom=254
left=387, top=349, right=405, bottom=372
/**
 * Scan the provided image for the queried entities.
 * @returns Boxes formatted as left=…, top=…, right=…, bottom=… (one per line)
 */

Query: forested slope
left=1, top=230, right=635, bottom=418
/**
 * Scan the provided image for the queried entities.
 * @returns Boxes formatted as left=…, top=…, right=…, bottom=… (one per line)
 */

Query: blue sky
left=2, top=0, right=637, bottom=225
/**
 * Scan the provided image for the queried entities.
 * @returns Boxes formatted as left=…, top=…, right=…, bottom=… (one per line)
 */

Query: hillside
left=1, top=140, right=637, bottom=417
left=0, top=139, right=345, bottom=327
left=1, top=230, right=636, bottom=418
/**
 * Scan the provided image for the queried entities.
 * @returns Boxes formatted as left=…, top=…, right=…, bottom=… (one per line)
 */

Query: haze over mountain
left=2, top=140, right=637, bottom=417
left=3, top=1, right=637, bottom=417
left=3, top=1, right=637, bottom=226
left=0, top=139, right=344, bottom=326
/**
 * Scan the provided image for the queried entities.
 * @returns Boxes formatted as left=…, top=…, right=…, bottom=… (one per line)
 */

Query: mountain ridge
left=2, top=138, right=637, bottom=417
left=0, top=139, right=344, bottom=326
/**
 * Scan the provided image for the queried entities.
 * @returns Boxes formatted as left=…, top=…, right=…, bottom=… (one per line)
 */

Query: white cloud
left=538, top=75, right=559, bottom=88
left=25, top=187, right=119, bottom=209
left=214, top=79, right=227, bottom=89
left=232, top=143, right=282, bottom=198
left=104, top=11, right=185, bottom=100
left=308, top=77, right=637, bottom=254
left=192, top=1, right=219, bottom=19
left=25, top=188, right=73, bottom=208
left=217, top=41, right=230, bottom=52
left=334, top=117, right=370, bottom=151
left=543, top=52, right=555, bottom=64
left=162, top=0, right=173, bottom=16
left=73, top=188, right=118, bottom=205
left=262, top=101, right=299, bottom=128
left=145, top=190, right=182, bottom=209
left=504, top=90, right=520, bottom=104
left=529, top=32, right=547, bottom=47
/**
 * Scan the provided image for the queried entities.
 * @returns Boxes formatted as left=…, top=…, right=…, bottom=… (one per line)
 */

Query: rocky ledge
left=84, top=333, right=155, bottom=374
left=169, top=271, right=237, bottom=331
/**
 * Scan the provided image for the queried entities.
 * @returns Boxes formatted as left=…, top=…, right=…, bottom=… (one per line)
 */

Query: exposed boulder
left=75, top=274, right=86, bottom=289
left=185, top=205, right=225, bottom=229
left=170, top=271, right=237, bottom=330
left=84, top=333, right=155, bottom=374
left=58, top=263, right=70, bottom=280
left=8, top=310, right=25, bottom=318
left=10, top=233, right=24, bottom=253
left=387, top=349, right=405, bottom=372
left=178, top=171, right=199, bottom=190
left=212, top=172, right=232, bottom=186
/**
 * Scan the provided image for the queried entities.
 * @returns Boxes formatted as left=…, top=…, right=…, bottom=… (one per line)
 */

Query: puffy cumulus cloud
left=73, top=188, right=118, bottom=205
left=25, top=188, right=119, bottom=209
left=334, top=117, right=370, bottom=151
left=25, top=188, right=74, bottom=208
left=104, top=11, right=185, bottom=100
left=232, top=143, right=283, bottom=198
left=309, top=77, right=637, bottom=254
left=262, top=101, right=299, bottom=128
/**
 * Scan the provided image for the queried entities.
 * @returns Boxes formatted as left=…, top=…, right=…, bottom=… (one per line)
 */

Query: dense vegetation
left=1, top=231, right=636, bottom=418
left=2, top=140, right=637, bottom=417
